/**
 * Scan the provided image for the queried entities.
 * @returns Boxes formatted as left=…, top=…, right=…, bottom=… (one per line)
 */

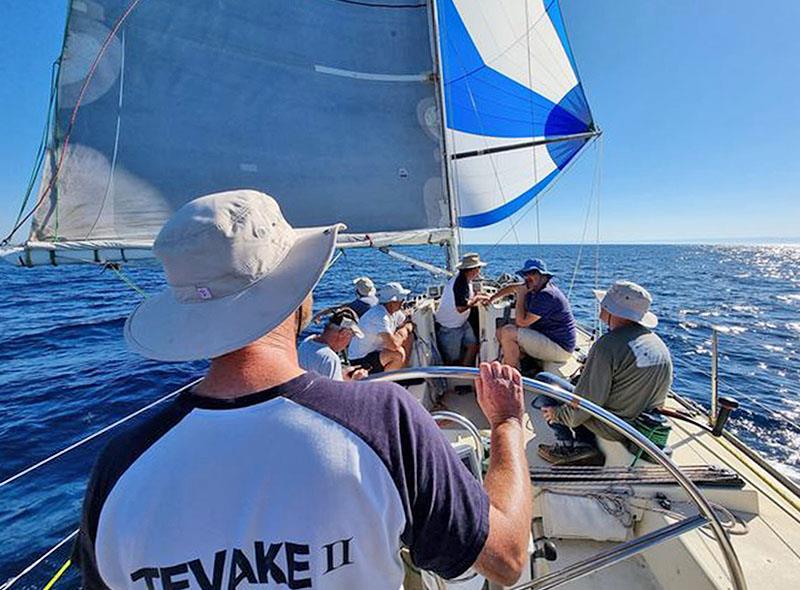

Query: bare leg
left=380, top=349, right=406, bottom=371
left=499, top=325, right=521, bottom=369
left=400, top=327, right=414, bottom=366
left=461, top=343, right=479, bottom=367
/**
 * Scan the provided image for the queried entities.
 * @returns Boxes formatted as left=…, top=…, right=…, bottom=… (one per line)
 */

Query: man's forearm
left=481, top=418, right=532, bottom=576
left=485, top=419, right=531, bottom=517
left=490, top=284, right=517, bottom=303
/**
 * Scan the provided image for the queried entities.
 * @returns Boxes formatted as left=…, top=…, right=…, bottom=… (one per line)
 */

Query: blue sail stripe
left=438, top=0, right=591, bottom=139
left=457, top=169, right=560, bottom=228
left=545, top=0, right=581, bottom=79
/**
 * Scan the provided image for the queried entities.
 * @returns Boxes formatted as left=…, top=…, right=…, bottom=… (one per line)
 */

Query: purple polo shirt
left=525, top=281, right=577, bottom=352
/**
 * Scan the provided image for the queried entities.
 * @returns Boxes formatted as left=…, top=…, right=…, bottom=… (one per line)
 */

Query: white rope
left=0, top=378, right=202, bottom=491
left=0, top=530, right=78, bottom=590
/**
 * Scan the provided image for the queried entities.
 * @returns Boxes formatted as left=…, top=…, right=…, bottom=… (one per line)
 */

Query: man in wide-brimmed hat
left=74, top=189, right=532, bottom=588
left=535, top=280, right=674, bottom=466
left=435, top=252, right=490, bottom=366
left=490, top=258, right=577, bottom=373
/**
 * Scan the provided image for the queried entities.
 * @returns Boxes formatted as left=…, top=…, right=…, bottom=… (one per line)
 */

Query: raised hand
left=475, top=361, right=524, bottom=428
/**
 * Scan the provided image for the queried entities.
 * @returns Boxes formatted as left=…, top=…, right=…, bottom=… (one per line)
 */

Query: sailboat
left=1, top=1, right=798, bottom=589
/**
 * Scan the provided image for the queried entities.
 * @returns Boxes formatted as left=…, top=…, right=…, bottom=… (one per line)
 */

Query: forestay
left=28, top=0, right=450, bottom=249
left=435, top=0, right=597, bottom=228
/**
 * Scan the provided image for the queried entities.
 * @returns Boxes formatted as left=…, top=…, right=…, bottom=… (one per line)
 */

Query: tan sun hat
left=353, top=276, right=376, bottom=297
left=124, top=189, right=342, bottom=361
left=593, top=280, right=658, bottom=329
left=456, top=252, right=488, bottom=270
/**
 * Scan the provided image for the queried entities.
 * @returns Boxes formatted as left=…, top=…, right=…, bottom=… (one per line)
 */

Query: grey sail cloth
left=31, top=0, right=449, bottom=244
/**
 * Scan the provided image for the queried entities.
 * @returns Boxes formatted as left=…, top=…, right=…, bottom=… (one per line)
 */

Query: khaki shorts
left=517, top=328, right=572, bottom=363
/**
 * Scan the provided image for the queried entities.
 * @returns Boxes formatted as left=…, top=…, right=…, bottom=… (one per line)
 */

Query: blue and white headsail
left=435, top=0, right=597, bottom=228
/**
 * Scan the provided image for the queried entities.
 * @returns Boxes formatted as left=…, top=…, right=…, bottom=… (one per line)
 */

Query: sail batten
left=435, top=0, right=595, bottom=228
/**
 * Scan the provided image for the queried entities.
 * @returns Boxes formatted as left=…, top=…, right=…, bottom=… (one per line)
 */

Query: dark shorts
left=350, top=350, right=384, bottom=374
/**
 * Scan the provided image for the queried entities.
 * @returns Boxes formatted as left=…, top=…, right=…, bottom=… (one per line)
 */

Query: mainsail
left=434, top=0, right=597, bottom=228
left=26, top=0, right=450, bottom=251
left=8, top=0, right=596, bottom=266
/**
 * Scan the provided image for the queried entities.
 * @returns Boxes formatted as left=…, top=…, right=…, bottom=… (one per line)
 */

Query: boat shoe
left=537, top=443, right=605, bottom=466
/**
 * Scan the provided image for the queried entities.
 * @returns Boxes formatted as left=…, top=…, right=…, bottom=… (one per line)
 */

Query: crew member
left=298, top=307, right=369, bottom=381
left=75, top=190, right=532, bottom=588
left=348, top=282, right=414, bottom=373
left=435, top=252, right=489, bottom=365
left=535, top=280, right=673, bottom=466
left=491, top=258, right=576, bottom=373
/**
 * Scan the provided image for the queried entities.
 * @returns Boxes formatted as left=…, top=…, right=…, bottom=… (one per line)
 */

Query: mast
left=428, top=0, right=460, bottom=272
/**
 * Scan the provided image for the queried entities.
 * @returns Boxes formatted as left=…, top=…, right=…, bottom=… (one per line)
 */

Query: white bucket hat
left=353, top=276, right=376, bottom=297
left=124, top=189, right=342, bottom=361
left=456, top=252, right=487, bottom=270
left=378, top=282, right=411, bottom=303
left=593, top=280, right=658, bottom=329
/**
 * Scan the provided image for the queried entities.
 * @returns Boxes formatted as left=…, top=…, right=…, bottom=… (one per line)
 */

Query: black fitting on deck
left=712, top=397, right=740, bottom=437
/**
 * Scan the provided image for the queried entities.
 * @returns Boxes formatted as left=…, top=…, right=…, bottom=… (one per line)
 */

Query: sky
left=0, top=1, right=799, bottom=245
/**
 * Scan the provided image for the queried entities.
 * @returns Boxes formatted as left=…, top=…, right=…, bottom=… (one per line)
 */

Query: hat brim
left=347, top=324, right=364, bottom=339
left=124, top=224, right=342, bottom=361
left=517, top=268, right=554, bottom=277
left=593, top=289, right=658, bottom=329
left=457, top=261, right=487, bottom=270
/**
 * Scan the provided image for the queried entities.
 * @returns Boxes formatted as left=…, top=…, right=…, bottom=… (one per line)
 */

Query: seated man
left=435, top=252, right=490, bottom=366
left=490, top=259, right=576, bottom=373
left=298, top=307, right=369, bottom=381
left=309, top=276, right=378, bottom=324
left=348, top=282, right=414, bottom=373
left=348, top=276, right=379, bottom=317
left=535, top=281, right=673, bottom=466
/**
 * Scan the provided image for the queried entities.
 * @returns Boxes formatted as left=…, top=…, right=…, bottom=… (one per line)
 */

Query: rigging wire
left=524, top=0, right=539, bottom=248
left=482, top=135, right=599, bottom=259
left=0, top=379, right=201, bottom=491
left=566, top=166, right=596, bottom=297
left=1, top=0, right=146, bottom=247
left=11, top=60, right=59, bottom=232
left=0, top=530, right=77, bottom=590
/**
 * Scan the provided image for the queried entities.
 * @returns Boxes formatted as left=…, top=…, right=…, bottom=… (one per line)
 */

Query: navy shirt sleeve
left=289, top=376, right=490, bottom=579
left=526, top=289, right=556, bottom=317
left=453, top=272, right=471, bottom=309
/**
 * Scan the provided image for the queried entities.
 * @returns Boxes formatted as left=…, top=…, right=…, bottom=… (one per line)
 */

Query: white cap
left=593, top=280, right=658, bottom=329
left=124, top=189, right=342, bottom=361
left=378, top=282, right=411, bottom=303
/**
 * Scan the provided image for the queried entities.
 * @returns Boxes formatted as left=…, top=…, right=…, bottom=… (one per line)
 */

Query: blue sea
left=1, top=244, right=799, bottom=587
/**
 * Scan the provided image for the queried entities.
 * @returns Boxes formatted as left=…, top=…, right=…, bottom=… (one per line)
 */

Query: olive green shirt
left=555, top=323, right=673, bottom=440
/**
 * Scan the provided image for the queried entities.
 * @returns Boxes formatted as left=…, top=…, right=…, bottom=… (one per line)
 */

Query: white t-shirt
left=348, top=304, right=397, bottom=359
left=435, top=274, right=473, bottom=329
left=298, top=336, right=343, bottom=381
left=75, top=374, right=489, bottom=590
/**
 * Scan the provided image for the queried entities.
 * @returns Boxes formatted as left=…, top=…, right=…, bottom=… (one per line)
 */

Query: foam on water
left=1, top=244, right=799, bottom=584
